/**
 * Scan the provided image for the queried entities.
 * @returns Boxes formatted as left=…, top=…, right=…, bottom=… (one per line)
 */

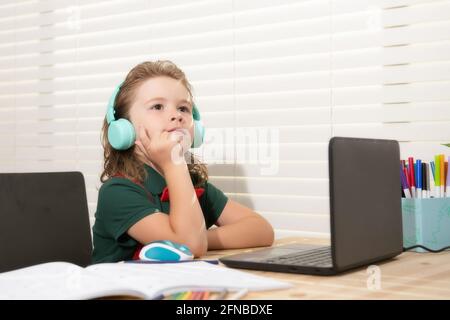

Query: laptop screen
left=0, top=172, right=92, bottom=272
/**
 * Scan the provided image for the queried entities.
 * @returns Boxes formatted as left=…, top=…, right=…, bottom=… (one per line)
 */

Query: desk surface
left=205, top=237, right=450, bottom=300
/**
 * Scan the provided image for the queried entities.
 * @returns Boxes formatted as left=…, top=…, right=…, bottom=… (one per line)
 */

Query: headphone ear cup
left=191, top=120, right=205, bottom=148
left=108, top=118, right=136, bottom=150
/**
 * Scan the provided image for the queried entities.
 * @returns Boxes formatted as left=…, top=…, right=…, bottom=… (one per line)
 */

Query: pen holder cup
left=402, top=198, right=450, bottom=253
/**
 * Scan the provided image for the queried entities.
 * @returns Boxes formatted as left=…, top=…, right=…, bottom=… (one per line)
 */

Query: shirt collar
left=144, top=164, right=167, bottom=195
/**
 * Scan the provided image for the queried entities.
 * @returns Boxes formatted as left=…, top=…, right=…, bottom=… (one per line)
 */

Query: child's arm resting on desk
left=207, top=199, right=274, bottom=250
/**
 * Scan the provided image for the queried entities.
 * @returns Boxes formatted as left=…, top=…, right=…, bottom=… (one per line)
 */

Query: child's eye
left=150, top=104, right=163, bottom=110
left=178, top=106, right=191, bottom=113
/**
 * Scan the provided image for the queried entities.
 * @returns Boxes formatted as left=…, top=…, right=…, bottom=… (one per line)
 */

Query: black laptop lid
left=0, top=172, right=92, bottom=273
left=329, top=137, right=403, bottom=271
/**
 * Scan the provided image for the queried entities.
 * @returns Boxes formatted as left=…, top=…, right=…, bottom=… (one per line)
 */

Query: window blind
left=1, top=0, right=450, bottom=239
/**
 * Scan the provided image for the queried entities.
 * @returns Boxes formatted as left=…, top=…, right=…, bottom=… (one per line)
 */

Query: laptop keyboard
left=260, top=246, right=332, bottom=267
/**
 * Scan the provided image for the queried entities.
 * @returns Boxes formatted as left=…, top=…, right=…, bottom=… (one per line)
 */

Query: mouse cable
left=403, top=245, right=450, bottom=253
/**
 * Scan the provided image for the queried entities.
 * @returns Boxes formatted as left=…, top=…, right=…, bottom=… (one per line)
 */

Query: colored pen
left=430, top=161, right=435, bottom=179
left=163, top=292, right=183, bottom=300
left=447, top=156, right=450, bottom=197
left=400, top=166, right=411, bottom=198
left=440, top=154, right=445, bottom=198
left=435, top=155, right=441, bottom=197
left=416, top=160, right=422, bottom=198
left=429, top=162, right=435, bottom=197
left=427, top=163, right=431, bottom=198
left=401, top=160, right=406, bottom=168
left=408, top=157, right=416, bottom=198
left=191, top=291, right=203, bottom=300
left=403, top=167, right=410, bottom=192
left=181, top=291, right=192, bottom=300
left=444, top=158, right=448, bottom=197
left=156, top=286, right=229, bottom=300
left=174, top=292, right=187, bottom=300
left=422, top=162, right=428, bottom=198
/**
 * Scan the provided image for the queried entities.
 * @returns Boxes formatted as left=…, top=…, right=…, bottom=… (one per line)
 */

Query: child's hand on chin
left=134, top=126, right=187, bottom=172
left=168, top=128, right=192, bottom=155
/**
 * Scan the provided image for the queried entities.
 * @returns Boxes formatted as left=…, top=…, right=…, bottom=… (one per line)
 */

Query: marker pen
left=430, top=161, right=435, bottom=198
left=422, top=162, right=428, bottom=198
left=408, top=157, right=416, bottom=198
left=416, top=160, right=422, bottom=199
left=445, top=156, right=450, bottom=198
left=435, top=155, right=441, bottom=198
left=440, top=154, right=445, bottom=198
left=400, top=166, right=411, bottom=198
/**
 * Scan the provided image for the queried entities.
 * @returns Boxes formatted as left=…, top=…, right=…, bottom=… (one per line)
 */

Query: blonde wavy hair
left=100, top=60, right=208, bottom=187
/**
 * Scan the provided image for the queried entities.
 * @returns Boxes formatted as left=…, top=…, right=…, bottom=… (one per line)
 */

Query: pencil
left=190, top=291, right=198, bottom=300
left=171, top=292, right=185, bottom=300
left=179, top=291, right=191, bottom=300
left=202, top=291, right=210, bottom=300
left=191, top=291, right=203, bottom=300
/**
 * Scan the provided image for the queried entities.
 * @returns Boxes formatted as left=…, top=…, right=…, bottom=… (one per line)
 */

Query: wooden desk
left=204, top=237, right=450, bottom=300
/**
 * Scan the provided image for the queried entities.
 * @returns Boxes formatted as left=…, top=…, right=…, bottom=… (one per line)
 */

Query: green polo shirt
left=91, top=165, right=228, bottom=264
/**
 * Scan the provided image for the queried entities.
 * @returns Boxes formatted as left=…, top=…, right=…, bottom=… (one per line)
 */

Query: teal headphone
left=106, top=83, right=205, bottom=150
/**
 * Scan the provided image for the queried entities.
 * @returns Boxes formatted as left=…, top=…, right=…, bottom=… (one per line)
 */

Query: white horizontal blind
left=1, top=0, right=450, bottom=239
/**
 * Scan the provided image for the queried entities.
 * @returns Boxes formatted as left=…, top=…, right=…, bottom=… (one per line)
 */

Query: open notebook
left=0, top=261, right=292, bottom=300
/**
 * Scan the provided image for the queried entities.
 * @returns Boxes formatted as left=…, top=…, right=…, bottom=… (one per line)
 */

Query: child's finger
left=135, top=148, right=145, bottom=161
left=135, top=141, right=151, bottom=162
left=135, top=140, right=149, bottom=157
left=135, top=140, right=143, bottom=152
left=135, top=140, right=144, bottom=153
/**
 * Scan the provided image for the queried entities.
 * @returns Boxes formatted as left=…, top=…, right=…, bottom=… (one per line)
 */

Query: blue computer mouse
left=138, top=240, right=194, bottom=261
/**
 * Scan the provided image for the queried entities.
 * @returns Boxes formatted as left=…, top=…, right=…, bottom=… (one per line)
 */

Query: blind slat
left=383, top=1, right=450, bottom=27
left=209, top=177, right=328, bottom=197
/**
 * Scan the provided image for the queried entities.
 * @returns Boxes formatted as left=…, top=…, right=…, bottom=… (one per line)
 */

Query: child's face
left=129, top=76, right=195, bottom=148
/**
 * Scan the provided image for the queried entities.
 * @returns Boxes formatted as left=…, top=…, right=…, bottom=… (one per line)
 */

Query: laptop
left=219, top=137, right=403, bottom=275
left=0, top=172, right=92, bottom=273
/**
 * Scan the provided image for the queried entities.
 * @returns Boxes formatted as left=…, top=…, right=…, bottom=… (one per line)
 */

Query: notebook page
left=85, top=261, right=293, bottom=298
left=0, top=262, right=145, bottom=300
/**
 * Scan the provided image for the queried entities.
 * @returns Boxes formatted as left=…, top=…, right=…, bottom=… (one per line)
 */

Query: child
left=92, top=60, right=274, bottom=263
